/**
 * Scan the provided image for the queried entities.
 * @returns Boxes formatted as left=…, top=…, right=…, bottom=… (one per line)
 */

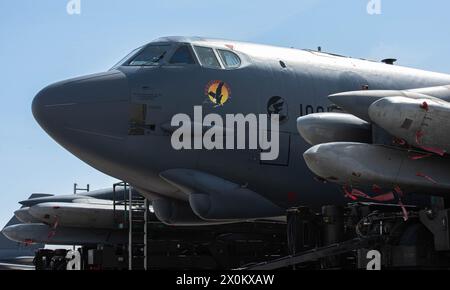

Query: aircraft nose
left=32, top=71, right=131, bottom=174
left=32, top=70, right=130, bottom=135
left=32, top=83, right=60, bottom=132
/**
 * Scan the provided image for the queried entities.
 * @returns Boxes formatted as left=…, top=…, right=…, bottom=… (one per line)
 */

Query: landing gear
left=245, top=202, right=450, bottom=270
left=33, top=201, right=450, bottom=270
left=34, top=249, right=69, bottom=270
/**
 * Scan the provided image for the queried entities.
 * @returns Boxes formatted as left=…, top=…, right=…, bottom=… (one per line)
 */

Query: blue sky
left=0, top=0, right=449, bottom=226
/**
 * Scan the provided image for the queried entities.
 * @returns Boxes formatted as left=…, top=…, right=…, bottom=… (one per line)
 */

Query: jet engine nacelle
left=152, top=197, right=225, bottom=226
left=369, top=97, right=450, bottom=155
left=296, top=113, right=372, bottom=146
left=160, top=169, right=284, bottom=221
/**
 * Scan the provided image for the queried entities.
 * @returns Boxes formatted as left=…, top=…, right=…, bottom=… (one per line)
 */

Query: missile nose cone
left=368, top=96, right=434, bottom=149
left=328, top=92, right=369, bottom=121
left=14, top=207, right=39, bottom=224
left=369, top=96, right=423, bottom=131
left=328, top=91, right=387, bottom=122
left=368, top=96, right=405, bottom=126
left=303, top=142, right=365, bottom=183
left=303, top=145, right=320, bottom=165
left=1, top=226, right=15, bottom=241
left=297, top=115, right=318, bottom=145
left=328, top=92, right=365, bottom=114
left=328, top=91, right=353, bottom=107
left=368, top=98, right=389, bottom=125
left=297, top=113, right=372, bottom=146
left=303, top=145, right=330, bottom=178
left=28, top=203, right=54, bottom=219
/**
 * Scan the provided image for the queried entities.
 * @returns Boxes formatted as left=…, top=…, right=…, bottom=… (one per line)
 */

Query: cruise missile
left=1, top=223, right=127, bottom=245
left=19, top=187, right=141, bottom=207
left=303, top=142, right=450, bottom=195
left=296, top=113, right=371, bottom=146
left=369, top=97, right=450, bottom=155
left=328, top=85, right=450, bottom=122
left=14, top=207, right=41, bottom=224
left=26, top=200, right=127, bottom=229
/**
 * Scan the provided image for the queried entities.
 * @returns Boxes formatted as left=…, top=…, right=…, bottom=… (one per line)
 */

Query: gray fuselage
left=32, top=36, right=450, bottom=211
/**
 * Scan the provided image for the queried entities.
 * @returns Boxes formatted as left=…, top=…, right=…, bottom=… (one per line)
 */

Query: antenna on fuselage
left=381, top=58, right=397, bottom=65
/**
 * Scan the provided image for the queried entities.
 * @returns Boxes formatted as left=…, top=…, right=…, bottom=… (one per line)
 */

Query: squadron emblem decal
left=267, top=96, right=288, bottom=123
left=205, top=80, right=231, bottom=107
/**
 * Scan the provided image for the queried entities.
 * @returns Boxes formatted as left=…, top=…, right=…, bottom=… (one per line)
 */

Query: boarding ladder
left=113, top=182, right=150, bottom=270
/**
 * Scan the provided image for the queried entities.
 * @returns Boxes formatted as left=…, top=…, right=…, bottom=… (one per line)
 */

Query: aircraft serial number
left=299, top=104, right=335, bottom=116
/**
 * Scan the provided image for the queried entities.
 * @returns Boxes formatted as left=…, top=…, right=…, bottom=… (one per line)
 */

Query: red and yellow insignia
left=205, top=80, right=231, bottom=107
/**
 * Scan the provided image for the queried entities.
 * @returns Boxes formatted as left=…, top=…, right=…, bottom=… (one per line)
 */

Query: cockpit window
left=169, top=45, right=195, bottom=65
left=193, top=46, right=221, bottom=69
left=110, top=46, right=144, bottom=69
left=218, top=50, right=241, bottom=69
left=128, top=45, right=171, bottom=66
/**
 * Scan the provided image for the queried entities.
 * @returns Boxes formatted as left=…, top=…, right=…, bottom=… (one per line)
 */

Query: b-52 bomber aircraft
left=32, top=36, right=450, bottom=227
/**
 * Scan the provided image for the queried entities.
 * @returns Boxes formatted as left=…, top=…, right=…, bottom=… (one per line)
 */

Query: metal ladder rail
left=113, top=182, right=149, bottom=270
left=129, top=194, right=146, bottom=270
left=144, top=198, right=149, bottom=270
left=112, top=182, right=128, bottom=228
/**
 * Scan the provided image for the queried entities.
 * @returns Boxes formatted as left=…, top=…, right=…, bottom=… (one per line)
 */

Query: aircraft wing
left=297, top=85, right=450, bottom=200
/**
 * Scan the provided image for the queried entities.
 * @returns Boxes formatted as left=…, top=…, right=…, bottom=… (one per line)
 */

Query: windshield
left=193, top=46, right=221, bottom=69
left=218, top=49, right=241, bottom=69
left=169, top=45, right=195, bottom=65
left=110, top=46, right=144, bottom=70
left=127, top=45, right=171, bottom=66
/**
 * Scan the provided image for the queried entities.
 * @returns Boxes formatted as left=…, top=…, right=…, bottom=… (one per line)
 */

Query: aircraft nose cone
left=32, top=70, right=130, bottom=136
left=32, top=83, right=60, bottom=132
left=31, top=71, right=131, bottom=175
